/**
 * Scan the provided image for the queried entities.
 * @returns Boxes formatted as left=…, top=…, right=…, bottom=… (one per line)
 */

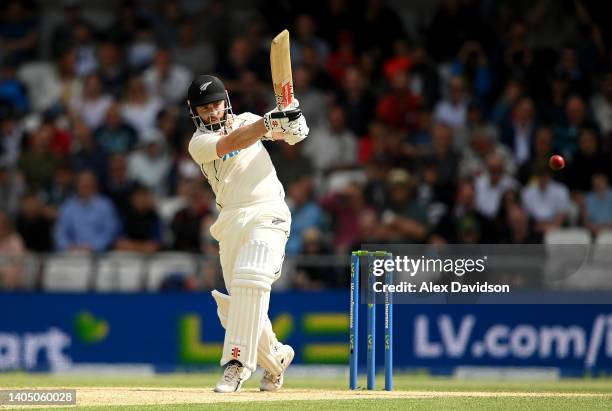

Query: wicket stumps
left=350, top=250, right=394, bottom=391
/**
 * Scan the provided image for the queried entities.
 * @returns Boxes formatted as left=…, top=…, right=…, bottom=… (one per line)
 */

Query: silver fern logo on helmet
left=199, top=81, right=213, bottom=92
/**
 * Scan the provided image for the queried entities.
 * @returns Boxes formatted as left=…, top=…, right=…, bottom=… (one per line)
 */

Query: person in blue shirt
left=585, top=173, right=612, bottom=235
left=54, top=170, right=119, bottom=252
left=285, top=178, right=324, bottom=255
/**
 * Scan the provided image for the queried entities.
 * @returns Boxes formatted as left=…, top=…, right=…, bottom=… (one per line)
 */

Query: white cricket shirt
left=188, top=112, right=285, bottom=210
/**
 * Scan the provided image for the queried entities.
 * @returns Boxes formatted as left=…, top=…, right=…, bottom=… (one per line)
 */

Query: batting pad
left=221, top=240, right=281, bottom=371
left=212, top=290, right=283, bottom=375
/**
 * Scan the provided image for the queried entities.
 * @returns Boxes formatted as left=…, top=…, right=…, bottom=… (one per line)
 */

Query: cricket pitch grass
left=1, top=372, right=611, bottom=410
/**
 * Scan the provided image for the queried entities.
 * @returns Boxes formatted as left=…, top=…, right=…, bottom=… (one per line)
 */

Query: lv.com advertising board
left=0, top=293, right=611, bottom=375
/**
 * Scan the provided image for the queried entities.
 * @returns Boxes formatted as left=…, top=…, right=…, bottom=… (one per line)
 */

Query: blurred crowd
left=2, top=0, right=612, bottom=289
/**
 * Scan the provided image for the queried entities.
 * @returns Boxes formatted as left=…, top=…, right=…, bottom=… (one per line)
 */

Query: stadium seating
left=42, top=254, right=94, bottom=292
left=543, top=228, right=591, bottom=287
left=544, top=228, right=592, bottom=245
left=95, top=252, right=146, bottom=292
left=146, top=252, right=197, bottom=291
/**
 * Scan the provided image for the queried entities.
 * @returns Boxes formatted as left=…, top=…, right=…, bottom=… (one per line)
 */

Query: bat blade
left=270, top=29, right=294, bottom=110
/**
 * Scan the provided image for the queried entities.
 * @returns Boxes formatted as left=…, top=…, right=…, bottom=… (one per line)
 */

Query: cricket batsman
left=186, top=75, right=309, bottom=392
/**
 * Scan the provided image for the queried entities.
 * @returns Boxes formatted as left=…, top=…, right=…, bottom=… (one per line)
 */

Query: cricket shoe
left=260, top=344, right=295, bottom=392
left=214, top=360, right=252, bottom=393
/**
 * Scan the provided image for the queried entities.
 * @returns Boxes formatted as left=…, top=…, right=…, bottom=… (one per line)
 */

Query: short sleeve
left=188, top=131, right=221, bottom=164
left=237, top=112, right=271, bottom=139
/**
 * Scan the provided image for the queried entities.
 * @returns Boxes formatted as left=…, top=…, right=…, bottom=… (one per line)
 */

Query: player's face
left=196, top=100, right=226, bottom=125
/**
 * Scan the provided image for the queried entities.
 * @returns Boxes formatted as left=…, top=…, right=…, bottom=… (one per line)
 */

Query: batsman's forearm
left=216, top=119, right=267, bottom=157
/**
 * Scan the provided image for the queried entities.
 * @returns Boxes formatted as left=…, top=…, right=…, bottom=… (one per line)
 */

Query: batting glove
left=284, top=114, right=309, bottom=145
left=263, top=107, right=303, bottom=134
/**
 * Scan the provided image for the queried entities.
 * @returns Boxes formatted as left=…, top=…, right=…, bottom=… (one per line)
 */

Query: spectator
left=54, top=170, right=119, bottom=252
left=320, top=182, right=371, bottom=253
left=43, top=162, right=75, bottom=213
left=70, top=118, right=107, bottom=179
left=291, top=14, right=329, bottom=67
left=517, top=126, right=554, bottom=185
left=172, top=18, right=216, bottom=75
left=450, top=41, right=492, bottom=102
left=173, top=135, right=204, bottom=185
left=555, top=46, right=589, bottom=98
left=326, top=34, right=357, bottom=86
left=492, top=79, right=524, bottom=127
left=286, top=178, right=325, bottom=255
left=106, top=1, right=138, bottom=45
left=521, top=167, right=570, bottom=234
left=0, top=210, right=25, bottom=289
left=0, top=57, right=29, bottom=114
left=0, top=108, right=24, bottom=168
left=541, top=74, right=570, bottom=123
left=408, top=45, right=440, bottom=108
left=156, top=107, right=182, bottom=152
left=0, top=161, right=24, bottom=217
left=71, top=21, right=97, bottom=76
left=293, top=228, right=336, bottom=290
left=555, top=95, right=599, bottom=157
left=591, top=72, right=612, bottom=138
left=15, top=193, right=53, bottom=252
left=382, top=38, right=412, bottom=86
left=424, top=123, right=460, bottom=203
left=417, top=158, right=449, bottom=213
left=269, top=142, right=313, bottom=188
left=215, top=36, right=267, bottom=109
left=585, top=173, right=612, bottom=235
left=101, top=153, right=134, bottom=217
left=127, top=129, right=172, bottom=197
left=121, top=76, right=163, bottom=139
left=355, top=0, right=405, bottom=56
left=460, top=125, right=515, bottom=178
left=97, top=41, right=127, bottom=98
left=55, top=47, right=82, bottom=107
left=358, top=120, right=390, bottom=165
left=143, top=48, right=192, bottom=105
left=94, top=101, right=138, bottom=155
left=303, top=105, right=357, bottom=174
left=376, top=69, right=421, bottom=131
left=426, top=0, right=472, bottom=62
left=170, top=181, right=211, bottom=252
left=114, top=185, right=162, bottom=253
left=434, top=76, right=469, bottom=130
left=432, top=180, right=491, bottom=244
left=17, top=124, right=59, bottom=191
left=301, top=44, right=334, bottom=91
left=501, top=97, right=536, bottom=167
left=499, top=204, right=540, bottom=244
left=455, top=101, right=493, bottom=149
left=49, top=1, right=91, bottom=58
left=0, top=0, right=38, bottom=62
left=44, top=116, right=72, bottom=157
left=474, top=153, right=519, bottom=219
left=409, top=108, right=434, bottom=150
left=126, top=23, right=157, bottom=70
left=69, top=73, right=113, bottom=130
left=293, top=66, right=327, bottom=130
left=563, top=129, right=608, bottom=193
left=336, top=66, right=376, bottom=136
left=153, top=0, right=181, bottom=44
left=380, top=169, right=428, bottom=243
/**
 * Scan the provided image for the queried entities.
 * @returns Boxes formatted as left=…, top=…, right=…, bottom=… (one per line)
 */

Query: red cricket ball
left=549, top=154, right=565, bottom=170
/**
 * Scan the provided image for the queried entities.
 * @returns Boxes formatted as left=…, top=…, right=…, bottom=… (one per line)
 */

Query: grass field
left=1, top=372, right=611, bottom=410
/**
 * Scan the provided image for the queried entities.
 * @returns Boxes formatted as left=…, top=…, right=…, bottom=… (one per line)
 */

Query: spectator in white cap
left=127, top=128, right=171, bottom=196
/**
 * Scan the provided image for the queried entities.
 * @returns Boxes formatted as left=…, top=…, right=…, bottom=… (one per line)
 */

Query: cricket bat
left=270, top=29, right=294, bottom=110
